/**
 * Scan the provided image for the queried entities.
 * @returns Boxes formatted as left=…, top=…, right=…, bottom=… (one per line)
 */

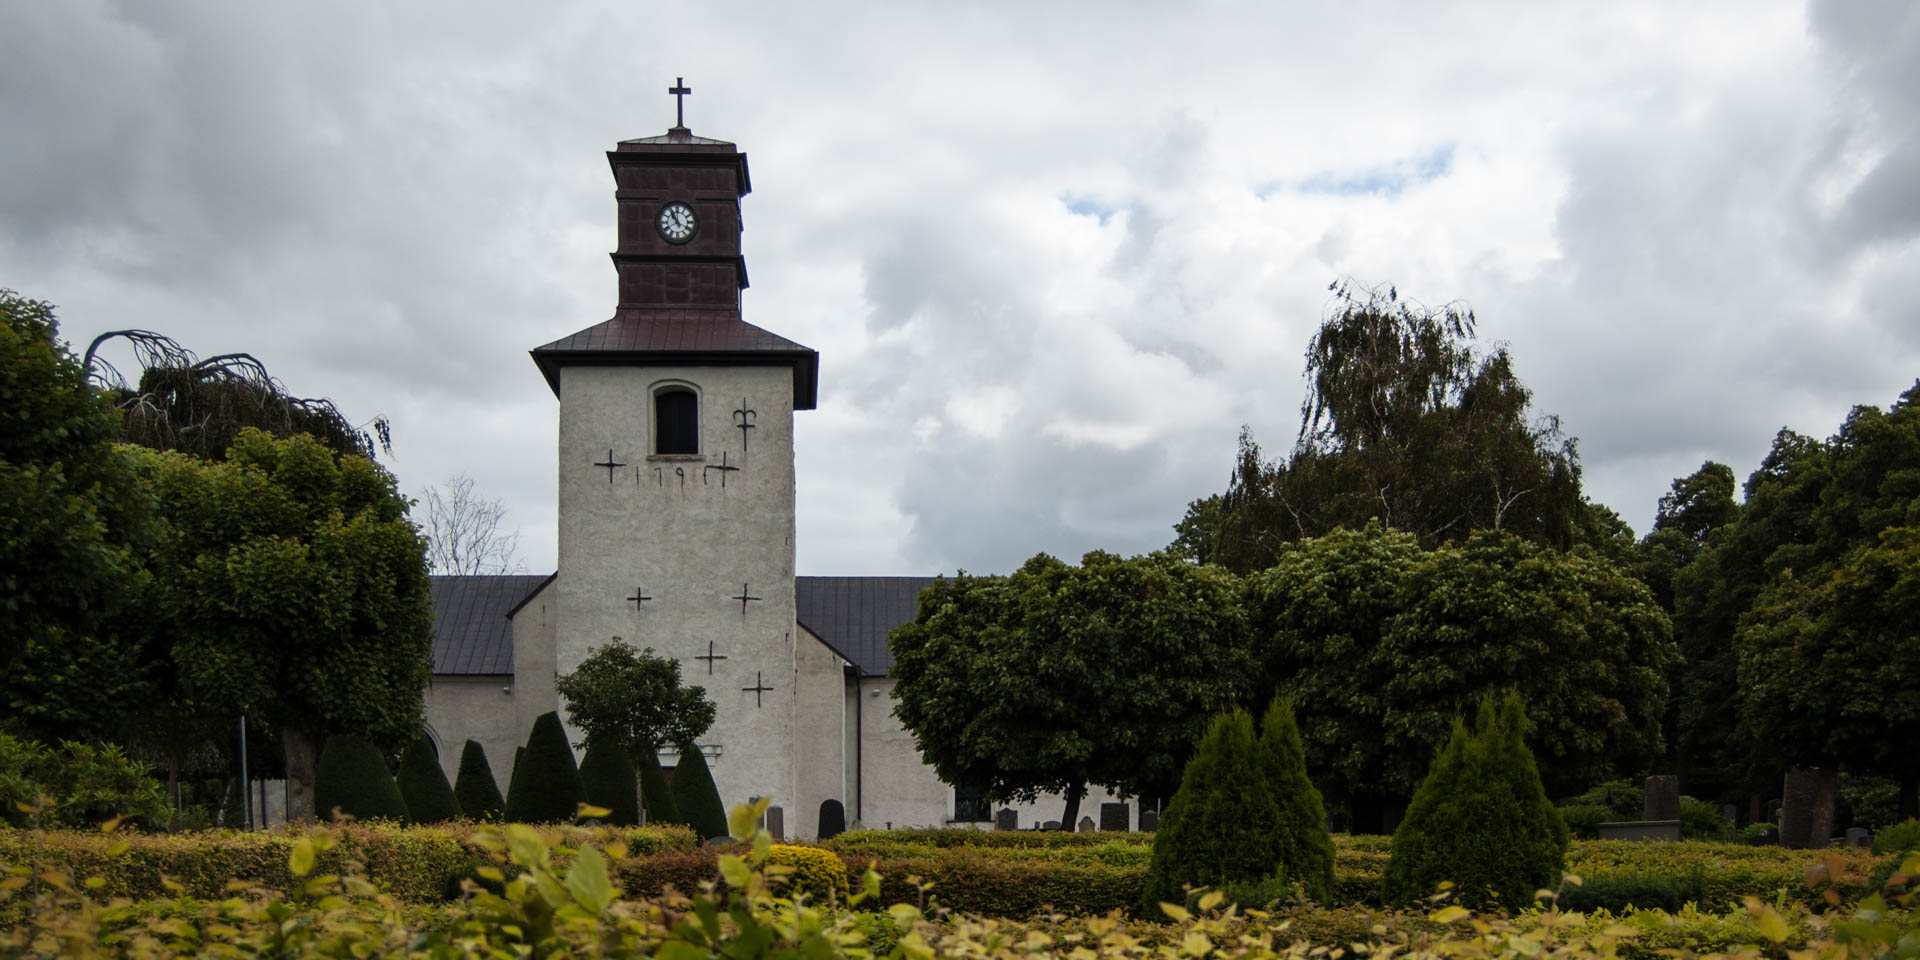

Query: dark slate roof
left=429, top=574, right=552, bottom=676
left=530, top=308, right=819, bottom=409
left=796, top=576, right=938, bottom=677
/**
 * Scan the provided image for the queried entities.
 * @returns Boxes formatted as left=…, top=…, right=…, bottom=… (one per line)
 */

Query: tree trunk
left=283, top=726, right=319, bottom=822
left=1060, top=781, right=1086, bottom=830
left=1779, top=766, right=1838, bottom=849
left=1900, top=772, right=1919, bottom=823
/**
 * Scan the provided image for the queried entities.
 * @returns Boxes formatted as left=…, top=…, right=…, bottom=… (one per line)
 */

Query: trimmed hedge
left=669, top=743, right=727, bottom=841
left=1144, top=709, right=1277, bottom=908
left=505, top=712, right=585, bottom=823
left=314, top=735, right=409, bottom=823
left=454, top=740, right=505, bottom=822
left=397, top=737, right=462, bottom=824
left=579, top=739, right=640, bottom=827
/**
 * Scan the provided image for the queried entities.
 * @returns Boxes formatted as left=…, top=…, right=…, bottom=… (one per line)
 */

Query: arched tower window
left=655, top=386, right=699, bottom=455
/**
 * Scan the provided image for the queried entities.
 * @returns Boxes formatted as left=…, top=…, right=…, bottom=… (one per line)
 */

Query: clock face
left=657, top=202, right=696, bottom=243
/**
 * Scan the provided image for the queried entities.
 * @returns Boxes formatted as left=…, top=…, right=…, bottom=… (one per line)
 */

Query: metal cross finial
left=593, top=448, right=626, bottom=484
left=695, top=640, right=728, bottom=675
left=742, top=671, right=774, bottom=708
left=668, top=77, right=691, bottom=129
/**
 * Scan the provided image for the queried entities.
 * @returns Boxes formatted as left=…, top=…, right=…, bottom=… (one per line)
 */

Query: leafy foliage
left=396, top=737, right=462, bottom=824
left=1173, top=280, right=1582, bottom=571
left=766, top=843, right=851, bottom=902
left=454, top=739, right=505, bottom=822
left=1257, top=700, right=1336, bottom=903
left=668, top=742, right=728, bottom=841
left=1382, top=693, right=1568, bottom=910
left=579, top=737, right=640, bottom=827
left=891, top=550, right=1255, bottom=822
left=1143, top=709, right=1279, bottom=910
left=505, top=712, right=585, bottom=824
left=556, top=639, right=715, bottom=765
left=1250, top=525, right=1674, bottom=823
left=0, top=732, right=171, bottom=830
left=0, top=292, right=153, bottom=738
left=314, top=734, right=410, bottom=823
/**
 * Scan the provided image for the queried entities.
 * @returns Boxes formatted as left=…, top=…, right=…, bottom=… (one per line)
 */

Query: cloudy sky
left=4, top=1, right=1916, bottom=576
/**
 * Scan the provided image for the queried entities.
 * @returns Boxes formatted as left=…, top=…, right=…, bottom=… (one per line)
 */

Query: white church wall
left=853, top=676, right=1144, bottom=832
left=555, top=363, right=798, bottom=815
left=510, top=576, right=559, bottom=762
left=790, top=626, right=848, bottom=839
left=424, top=676, right=520, bottom=794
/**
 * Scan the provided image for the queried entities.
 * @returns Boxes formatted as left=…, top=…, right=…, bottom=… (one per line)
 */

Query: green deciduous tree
left=314, top=734, right=409, bottom=823
left=556, top=640, right=715, bottom=773
left=454, top=740, right=505, bottom=822
left=1250, top=524, right=1673, bottom=831
left=131, top=430, right=433, bottom=821
left=396, top=737, right=461, bottom=824
left=0, top=292, right=154, bottom=741
left=1381, top=693, right=1567, bottom=910
left=1173, top=281, right=1582, bottom=572
left=890, top=550, right=1256, bottom=827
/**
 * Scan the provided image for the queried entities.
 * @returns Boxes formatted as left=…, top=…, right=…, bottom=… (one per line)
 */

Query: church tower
left=531, top=83, right=818, bottom=819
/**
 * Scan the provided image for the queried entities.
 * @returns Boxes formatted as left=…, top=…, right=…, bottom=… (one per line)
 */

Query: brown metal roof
left=429, top=574, right=551, bottom=676
left=530, top=308, right=818, bottom=408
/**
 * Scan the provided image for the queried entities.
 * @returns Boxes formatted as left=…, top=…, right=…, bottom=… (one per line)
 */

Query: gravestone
left=1643, top=775, right=1681, bottom=821
left=1767, top=798, right=1783, bottom=823
left=1779, top=767, right=1838, bottom=849
left=767, top=805, right=784, bottom=841
left=1077, top=816, right=1096, bottom=833
left=1847, top=827, right=1871, bottom=848
left=995, top=808, right=1018, bottom=831
left=1043, top=820, right=1061, bottom=831
left=1723, top=804, right=1738, bottom=824
left=817, top=798, right=846, bottom=841
left=1140, top=809, right=1159, bottom=832
left=1099, top=802, right=1129, bottom=832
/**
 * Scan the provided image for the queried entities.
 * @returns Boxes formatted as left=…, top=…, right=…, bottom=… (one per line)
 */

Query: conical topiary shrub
left=1142, top=708, right=1279, bottom=911
left=668, top=741, right=728, bottom=841
left=454, top=740, right=506, bottom=821
left=1258, top=699, right=1335, bottom=903
left=396, top=736, right=462, bottom=823
left=314, top=734, right=409, bottom=823
left=637, top=746, right=681, bottom=825
left=1381, top=692, right=1568, bottom=910
left=504, top=712, right=585, bottom=823
left=579, top=737, right=640, bottom=826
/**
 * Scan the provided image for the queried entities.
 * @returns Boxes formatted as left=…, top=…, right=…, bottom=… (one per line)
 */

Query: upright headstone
left=767, top=805, right=785, bottom=841
left=1779, top=767, right=1839, bottom=850
left=994, top=807, right=1018, bottom=831
left=1722, top=804, right=1739, bottom=824
left=1847, top=827, right=1871, bottom=848
left=1099, top=801, right=1129, bottom=832
left=1140, top=809, right=1159, bottom=832
left=817, top=798, right=846, bottom=841
left=1077, top=815, right=1096, bottom=833
left=1043, top=820, right=1061, bottom=831
left=1643, top=775, right=1681, bottom=822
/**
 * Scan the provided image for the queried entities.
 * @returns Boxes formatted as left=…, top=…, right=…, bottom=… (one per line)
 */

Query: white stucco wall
left=511, top=577, right=559, bottom=761
left=791, top=626, right=849, bottom=838
left=424, top=676, right=520, bottom=795
left=854, top=676, right=1141, bottom=832
left=555, top=363, right=798, bottom=813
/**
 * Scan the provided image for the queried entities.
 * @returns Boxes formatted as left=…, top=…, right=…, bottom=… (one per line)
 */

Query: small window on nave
left=655, top=387, right=698, bottom=455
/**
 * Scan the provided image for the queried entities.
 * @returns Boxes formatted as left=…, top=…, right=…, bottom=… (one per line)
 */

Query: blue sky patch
left=1271, top=143, right=1457, bottom=199
left=1061, top=193, right=1130, bottom=224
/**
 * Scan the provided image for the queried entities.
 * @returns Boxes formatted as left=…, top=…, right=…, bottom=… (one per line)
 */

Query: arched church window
left=655, top=387, right=698, bottom=455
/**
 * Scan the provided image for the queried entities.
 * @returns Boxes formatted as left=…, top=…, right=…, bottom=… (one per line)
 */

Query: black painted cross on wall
left=742, top=671, right=773, bottom=708
left=730, top=582, right=761, bottom=616
left=593, top=448, right=626, bottom=484
left=625, top=585, right=653, bottom=611
left=695, top=640, right=727, bottom=675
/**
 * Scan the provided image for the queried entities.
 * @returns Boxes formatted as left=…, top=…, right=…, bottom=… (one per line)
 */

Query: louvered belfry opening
left=655, top=387, right=698, bottom=454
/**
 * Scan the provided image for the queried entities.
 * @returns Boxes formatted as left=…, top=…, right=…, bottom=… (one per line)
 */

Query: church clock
left=657, top=201, right=697, bottom=243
